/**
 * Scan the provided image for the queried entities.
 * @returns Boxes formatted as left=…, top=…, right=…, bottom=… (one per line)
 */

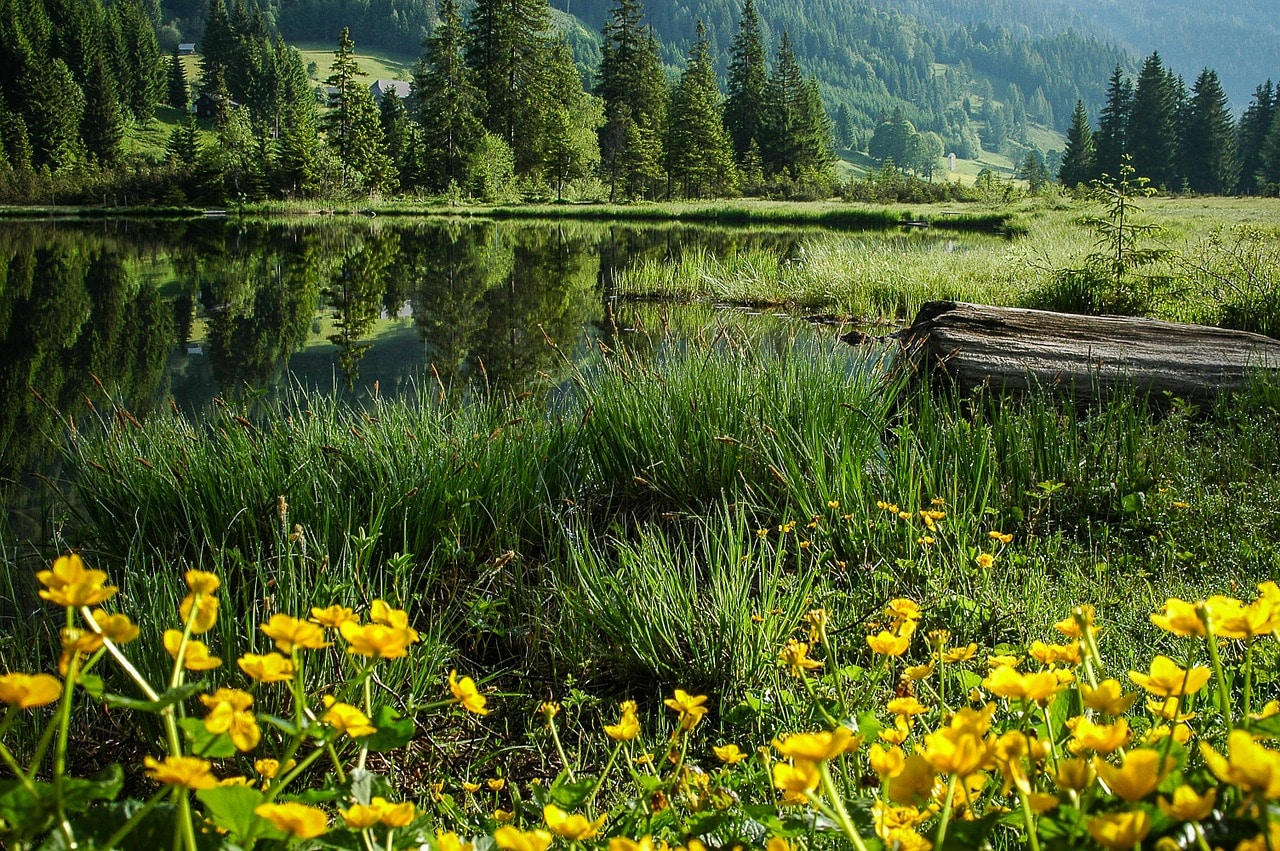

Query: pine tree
left=761, top=32, right=832, bottom=181
left=324, top=27, right=367, bottom=188
left=379, top=91, right=415, bottom=191
left=80, top=50, right=124, bottom=166
left=1094, top=65, right=1132, bottom=181
left=198, top=0, right=236, bottom=98
left=1058, top=100, right=1095, bottom=188
left=111, top=0, right=164, bottom=120
left=414, top=0, right=484, bottom=193
left=23, top=59, right=86, bottom=170
left=1235, top=81, right=1275, bottom=194
left=1259, top=108, right=1280, bottom=190
left=169, top=48, right=189, bottom=110
left=668, top=20, right=736, bottom=198
left=595, top=0, right=666, bottom=200
left=1180, top=68, right=1237, bottom=195
left=465, top=0, right=553, bottom=175
left=723, top=0, right=766, bottom=164
left=1128, top=52, right=1178, bottom=188
left=166, top=114, right=201, bottom=166
left=543, top=38, right=600, bottom=199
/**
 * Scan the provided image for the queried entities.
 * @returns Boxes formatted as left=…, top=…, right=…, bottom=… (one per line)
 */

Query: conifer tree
left=111, top=0, right=164, bottom=119
left=379, top=91, right=415, bottom=191
left=166, top=113, right=201, bottom=166
left=761, top=32, right=833, bottom=181
left=1128, top=52, right=1178, bottom=188
left=595, top=0, right=666, bottom=200
left=23, top=59, right=85, bottom=170
left=81, top=50, right=124, bottom=166
left=1058, top=100, right=1095, bottom=188
left=415, top=0, right=484, bottom=193
left=1258, top=106, right=1280, bottom=190
left=1180, top=68, right=1236, bottom=195
left=724, top=0, right=766, bottom=165
left=198, top=0, right=236, bottom=98
left=1094, top=65, right=1132, bottom=181
left=169, top=49, right=189, bottom=110
left=324, top=27, right=366, bottom=186
left=543, top=37, right=601, bottom=199
left=668, top=20, right=737, bottom=198
left=1235, top=81, right=1275, bottom=194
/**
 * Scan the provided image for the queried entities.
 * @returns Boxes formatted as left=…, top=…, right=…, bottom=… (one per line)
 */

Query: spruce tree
left=1058, top=100, right=1096, bottom=188
left=81, top=50, right=124, bottom=166
left=198, top=0, right=236, bottom=98
left=276, top=40, right=320, bottom=197
left=723, top=0, right=766, bottom=165
left=112, top=0, right=164, bottom=120
left=595, top=0, right=665, bottom=200
left=1180, top=68, right=1237, bottom=195
left=761, top=32, right=832, bottom=181
left=324, top=27, right=366, bottom=188
left=169, top=49, right=189, bottom=110
left=1259, top=108, right=1280, bottom=190
left=414, top=0, right=484, bottom=193
left=668, top=20, right=736, bottom=198
left=167, top=114, right=201, bottom=167
left=543, top=37, right=600, bottom=199
left=1128, top=53, right=1178, bottom=188
left=1235, top=81, right=1275, bottom=194
left=1095, top=65, right=1132, bottom=181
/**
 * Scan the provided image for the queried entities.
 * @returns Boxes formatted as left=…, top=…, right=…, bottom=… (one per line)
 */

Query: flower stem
left=934, top=772, right=960, bottom=849
left=818, top=761, right=871, bottom=851
left=1015, top=786, right=1043, bottom=851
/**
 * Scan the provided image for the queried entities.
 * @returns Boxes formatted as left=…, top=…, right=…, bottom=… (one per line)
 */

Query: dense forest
left=0, top=0, right=1276, bottom=205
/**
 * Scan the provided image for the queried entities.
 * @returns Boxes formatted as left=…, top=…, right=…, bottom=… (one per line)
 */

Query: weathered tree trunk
left=892, top=301, right=1280, bottom=403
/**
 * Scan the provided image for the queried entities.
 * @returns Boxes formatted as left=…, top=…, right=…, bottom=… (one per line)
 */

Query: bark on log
left=894, top=301, right=1280, bottom=403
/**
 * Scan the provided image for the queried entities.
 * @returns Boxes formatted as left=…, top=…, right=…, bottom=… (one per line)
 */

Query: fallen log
left=890, top=301, right=1280, bottom=403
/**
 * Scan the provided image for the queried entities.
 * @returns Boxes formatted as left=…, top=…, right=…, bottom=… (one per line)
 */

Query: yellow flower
left=1158, top=785, right=1217, bottom=821
left=1067, top=716, right=1129, bottom=755
left=255, top=758, right=295, bottom=779
left=339, top=620, right=418, bottom=659
left=942, top=643, right=979, bottom=664
left=1150, top=598, right=1206, bottom=636
left=887, top=754, right=938, bottom=807
left=879, top=715, right=911, bottom=745
left=237, top=652, right=295, bottom=683
left=1092, top=750, right=1172, bottom=802
left=1199, top=729, right=1280, bottom=798
left=370, top=599, right=411, bottom=629
left=604, top=700, right=640, bottom=741
left=778, top=639, right=823, bottom=675
left=987, top=654, right=1021, bottom=669
left=322, top=696, right=377, bottom=738
left=886, top=598, right=922, bottom=623
left=90, top=610, right=140, bottom=644
left=437, top=832, right=474, bottom=851
left=162, top=630, right=222, bottom=671
left=664, top=689, right=709, bottom=732
left=201, top=688, right=261, bottom=752
left=261, top=614, right=330, bottom=653
left=1081, top=679, right=1138, bottom=716
left=988, top=530, right=1013, bottom=544
left=311, top=605, right=358, bottom=629
left=543, top=804, right=606, bottom=840
left=887, top=696, right=928, bottom=716
left=919, top=706, right=996, bottom=777
left=58, top=628, right=103, bottom=675
left=487, top=778, right=506, bottom=792
left=772, top=759, right=820, bottom=803
left=1128, top=656, right=1211, bottom=697
left=1054, top=757, right=1095, bottom=792
left=144, top=755, right=218, bottom=789
left=495, top=827, right=553, bottom=851
left=341, top=802, right=384, bottom=829
left=1217, top=597, right=1278, bottom=639
left=448, top=670, right=489, bottom=716
left=462, top=781, right=482, bottom=793
left=1028, top=640, right=1082, bottom=666
left=982, top=665, right=1064, bottom=704
left=0, top=673, right=63, bottom=709
left=870, top=743, right=906, bottom=777
left=1087, top=810, right=1151, bottom=851
left=493, top=809, right=515, bottom=823
left=36, top=553, right=118, bottom=608
left=185, top=570, right=221, bottom=594
left=975, top=553, right=995, bottom=569
left=713, top=744, right=749, bottom=764
left=1052, top=605, right=1095, bottom=638
left=867, top=630, right=911, bottom=656
left=539, top=701, right=560, bottom=723
left=904, top=662, right=935, bottom=681
left=773, top=726, right=857, bottom=762
left=178, top=592, right=219, bottom=635
left=254, top=802, right=329, bottom=839
left=876, top=500, right=900, bottom=514
left=375, top=798, right=415, bottom=827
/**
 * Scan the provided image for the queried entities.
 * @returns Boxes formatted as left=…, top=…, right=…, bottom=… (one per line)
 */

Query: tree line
left=1058, top=53, right=1280, bottom=195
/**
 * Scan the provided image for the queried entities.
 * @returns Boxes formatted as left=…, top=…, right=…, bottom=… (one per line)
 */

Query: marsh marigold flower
left=713, top=743, right=748, bottom=764
left=162, top=630, right=221, bottom=671
left=869, top=743, right=906, bottom=777
left=1081, top=679, right=1138, bottom=716
left=778, top=639, right=822, bottom=676
left=1150, top=598, right=1206, bottom=636
left=37, top=553, right=117, bottom=608
left=1199, top=729, right=1280, bottom=798
left=867, top=629, right=912, bottom=656
left=772, top=759, right=820, bottom=803
left=89, top=610, right=140, bottom=644
left=437, top=832, right=474, bottom=851
left=261, top=614, right=329, bottom=653
left=1087, top=810, right=1151, bottom=851
left=774, top=726, right=858, bottom=762
left=0, top=673, right=62, bottom=708
left=310, top=605, right=358, bottom=629
left=179, top=592, right=218, bottom=635
left=340, top=620, right=418, bottom=659
left=448, top=670, right=489, bottom=716
left=238, top=652, right=295, bottom=683
left=1092, top=750, right=1172, bottom=802
left=322, top=696, right=377, bottom=738
left=144, top=755, right=218, bottom=789
left=494, top=826, right=554, bottom=851
left=982, top=665, right=1065, bottom=704
left=1067, top=717, right=1130, bottom=755
left=543, top=804, right=606, bottom=840
left=604, top=700, right=640, bottom=741
left=975, top=553, right=995, bottom=569
left=254, top=802, right=328, bottom=839
left=664, top=689, right=709, bottom=732
left=1158, top=785, right=1217, bottom=822
left=201, top=688, right=260, bottom=752
left=1128, top=655, right=1211, bottom=698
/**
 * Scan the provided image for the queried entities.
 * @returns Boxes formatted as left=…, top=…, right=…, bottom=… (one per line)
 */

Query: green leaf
left=62, top=763, right=124, bottom=812
left=361, top=705, right=414, bottom=753
left=77, top=673, right=105, bottom=698
left=0, top=781, right=54, bottom=840
left=197, top=785, right=284, bottom=843
left=259, top=713, right=303, bottom=736
left=179, top=716, right=238, bottom=758
left=548, top=777, right=597, bottom=809
left=103, top=680, right=207, bottom=713
left=66, top=801, right=200, bottom=851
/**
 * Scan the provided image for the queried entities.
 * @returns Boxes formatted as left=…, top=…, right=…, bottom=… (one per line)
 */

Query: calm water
left=0, top=215, right=994, bottom=542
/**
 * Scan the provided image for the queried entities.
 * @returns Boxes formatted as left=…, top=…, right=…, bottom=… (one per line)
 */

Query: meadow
left=2, top=193, right=1279, bottom=850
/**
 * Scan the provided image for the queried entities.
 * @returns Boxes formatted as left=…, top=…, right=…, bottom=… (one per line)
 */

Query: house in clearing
left=369, top=79, right=411, bottom=105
